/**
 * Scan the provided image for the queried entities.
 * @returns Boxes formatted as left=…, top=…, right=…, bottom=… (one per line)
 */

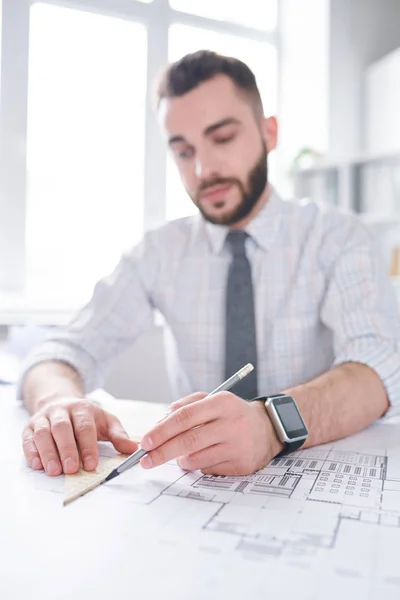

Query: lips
left=201, top=183, right=233, bottom=202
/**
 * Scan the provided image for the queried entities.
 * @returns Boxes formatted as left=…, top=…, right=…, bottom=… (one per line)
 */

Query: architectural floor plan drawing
left=97, top=444, right=400, bottom=547
left=98, top=422, right=400, bottom=599
left=18, top=414, right=400, bottom=600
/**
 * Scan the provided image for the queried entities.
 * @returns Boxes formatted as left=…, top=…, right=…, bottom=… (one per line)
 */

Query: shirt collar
left=204, top=188, right=284, bottom=255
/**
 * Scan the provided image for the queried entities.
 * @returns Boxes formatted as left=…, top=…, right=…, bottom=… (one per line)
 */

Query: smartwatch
left=253, top=393, right=308, bottom=456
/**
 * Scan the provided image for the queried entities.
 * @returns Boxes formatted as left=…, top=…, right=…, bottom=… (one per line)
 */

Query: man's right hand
left=22, top=397, right=138, bottom=476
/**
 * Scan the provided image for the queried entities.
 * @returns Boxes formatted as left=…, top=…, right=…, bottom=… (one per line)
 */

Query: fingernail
left=177, top=457, right=188, bottom=470
left=141, top=454, right=152, bottom=469
left=141, top=436, right=153, bottom=451
left=84, top=456, right=96, bottom=471
left=63, top=458, right=78, bottom=473
left=47, top=460, right=60, bottom=475
left=31, top=457, right=42, bottom=470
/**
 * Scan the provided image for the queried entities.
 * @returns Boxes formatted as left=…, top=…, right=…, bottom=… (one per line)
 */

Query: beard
left=192, top=143, right=268, bottom=226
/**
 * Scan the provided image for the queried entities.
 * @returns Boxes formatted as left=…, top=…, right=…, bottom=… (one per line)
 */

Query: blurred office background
left=0, top=0, right=399, bottom=401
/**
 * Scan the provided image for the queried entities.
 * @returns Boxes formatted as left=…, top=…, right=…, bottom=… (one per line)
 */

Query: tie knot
left=226, top=230, right=248, bottom=256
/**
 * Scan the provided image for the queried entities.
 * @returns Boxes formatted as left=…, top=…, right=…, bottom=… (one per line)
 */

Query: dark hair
left=154, top=50, right=263, bottom=115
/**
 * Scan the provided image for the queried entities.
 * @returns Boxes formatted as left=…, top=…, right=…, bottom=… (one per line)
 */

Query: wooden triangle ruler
left=63, top=454, right=127, bottom=506
left=64, top=436, right=141, bottom=506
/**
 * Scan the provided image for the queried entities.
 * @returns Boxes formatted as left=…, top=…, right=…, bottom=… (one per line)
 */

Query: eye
left=215, top=134, right=236, bottom=144
left=177, top=147, right=194, bottom=159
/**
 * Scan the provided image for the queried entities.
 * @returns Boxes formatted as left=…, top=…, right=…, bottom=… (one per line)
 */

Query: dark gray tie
left=224, top=230, right=258, bottom=399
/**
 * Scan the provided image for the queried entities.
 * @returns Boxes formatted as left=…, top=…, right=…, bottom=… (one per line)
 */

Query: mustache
left=196, top=178, right=243, bottom=201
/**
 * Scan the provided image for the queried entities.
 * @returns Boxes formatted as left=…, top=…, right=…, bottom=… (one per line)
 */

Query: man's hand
left=139, top=392, right=283, bottom=476
left=22, top=397, right=138, bottom=476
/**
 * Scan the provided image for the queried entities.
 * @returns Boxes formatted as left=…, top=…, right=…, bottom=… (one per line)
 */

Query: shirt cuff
left=16, top=341, right=101, bottom=401
left=333, top=340, right=400, bottom=419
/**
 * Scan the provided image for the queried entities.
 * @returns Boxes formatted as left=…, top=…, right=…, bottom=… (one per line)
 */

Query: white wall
left=366, top=47, right=400, bottom=156
left=329, top=0, right=400, bottom=160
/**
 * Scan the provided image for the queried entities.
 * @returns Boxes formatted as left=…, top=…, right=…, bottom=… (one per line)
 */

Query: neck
left=230, top=184, right=271, bottom=230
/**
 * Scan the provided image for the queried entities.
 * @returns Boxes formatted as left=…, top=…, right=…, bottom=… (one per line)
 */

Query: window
left=26, top=4, right=147, bottom=305
left=166, top=23, right=277, bottom=220
left=0, top=0, right=280, bottom=315
left=169, top=0, right=277, bottom=32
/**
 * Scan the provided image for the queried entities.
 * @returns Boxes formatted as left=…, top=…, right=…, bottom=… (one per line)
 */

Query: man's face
left=158, top=75, right=274, bottom=226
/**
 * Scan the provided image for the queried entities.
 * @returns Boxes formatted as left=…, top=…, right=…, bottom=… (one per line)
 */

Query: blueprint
left=11, top=401, right=400, bottom=600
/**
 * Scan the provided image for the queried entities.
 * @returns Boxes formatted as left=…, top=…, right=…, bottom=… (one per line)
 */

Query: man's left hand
left=139, top=392, right=283, bottom=475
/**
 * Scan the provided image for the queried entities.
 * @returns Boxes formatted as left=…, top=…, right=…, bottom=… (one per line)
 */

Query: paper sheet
left=16, top=401, right=400, bottom=600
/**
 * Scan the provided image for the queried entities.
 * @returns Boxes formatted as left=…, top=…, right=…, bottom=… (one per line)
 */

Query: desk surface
left=2, top=387, right=400, bottom=600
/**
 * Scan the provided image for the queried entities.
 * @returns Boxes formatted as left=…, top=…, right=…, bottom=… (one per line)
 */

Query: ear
left=261, top=116, right=278, bottom=152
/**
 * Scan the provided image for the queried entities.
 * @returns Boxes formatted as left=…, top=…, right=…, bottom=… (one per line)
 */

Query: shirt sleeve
left=17, top=230, right=161, bottom=397
left=320, top=217, right=400, bottom=417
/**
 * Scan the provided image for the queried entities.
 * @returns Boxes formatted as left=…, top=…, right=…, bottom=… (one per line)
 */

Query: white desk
left=0, top=388, right=168, bottom=600
left=2, top=386, right=400, bottom=600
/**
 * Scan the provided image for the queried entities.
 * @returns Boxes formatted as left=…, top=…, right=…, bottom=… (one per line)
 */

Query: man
left=20, top=51, right=400, bottom=479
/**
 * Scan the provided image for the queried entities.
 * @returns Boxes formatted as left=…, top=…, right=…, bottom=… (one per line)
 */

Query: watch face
left=273, top=396, right=308, bottom=440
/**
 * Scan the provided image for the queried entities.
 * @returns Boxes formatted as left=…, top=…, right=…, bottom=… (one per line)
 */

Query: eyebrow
left=168, top=117, right=241, bottom=146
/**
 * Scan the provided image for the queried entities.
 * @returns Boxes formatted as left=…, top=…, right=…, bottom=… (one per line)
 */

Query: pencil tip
left=103, top=469, right=119, bottom=483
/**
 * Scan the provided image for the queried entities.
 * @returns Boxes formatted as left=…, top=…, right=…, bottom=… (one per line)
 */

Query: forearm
left=285, top=362, right=389, bottom=448
left=22, top=361, right=85, bottom=415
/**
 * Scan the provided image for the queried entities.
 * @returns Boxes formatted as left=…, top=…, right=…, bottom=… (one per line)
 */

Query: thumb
left=106, top=415, right=139, bottom=455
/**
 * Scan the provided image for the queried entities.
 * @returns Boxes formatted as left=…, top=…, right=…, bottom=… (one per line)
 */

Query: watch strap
left=275, top=438, right=305, bottom=457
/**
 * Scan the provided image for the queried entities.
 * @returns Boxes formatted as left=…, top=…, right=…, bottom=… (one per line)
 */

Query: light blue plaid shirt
left=21, top=191, right=400, bottom=412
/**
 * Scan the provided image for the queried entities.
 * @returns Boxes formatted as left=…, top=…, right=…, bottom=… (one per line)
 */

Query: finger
left=49, top=408, right=80, bottom=474
left=105, top=413, right=139, bottom=455
left=22, top=426, right=43, bottom=471
left=156, top=392, right=208, bottom=423
left=32, top=417, right=62, bottom=476
left=141, top=400, right=220, bottom=451
left=140, top=420, right=224, bottom=469
left=168, top=392, right=208, bottom=412
left=176, top=443, right=229, bottom=472
left=71, top=408, right=98, bottom=471
left=141, top=393, right=227, bottom=453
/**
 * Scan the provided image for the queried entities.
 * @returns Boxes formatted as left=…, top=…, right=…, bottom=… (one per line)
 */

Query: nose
left=195, top=152, right=218, bottom=181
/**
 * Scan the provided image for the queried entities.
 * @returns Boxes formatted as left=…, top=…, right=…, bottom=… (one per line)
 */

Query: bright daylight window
left=166, top=24, right=277, bottom=221
left=26, top=4, right=147, bottom=306
left=169, top=0, right=277, bottom=32
left=0, top=0, right=278, bottom=312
